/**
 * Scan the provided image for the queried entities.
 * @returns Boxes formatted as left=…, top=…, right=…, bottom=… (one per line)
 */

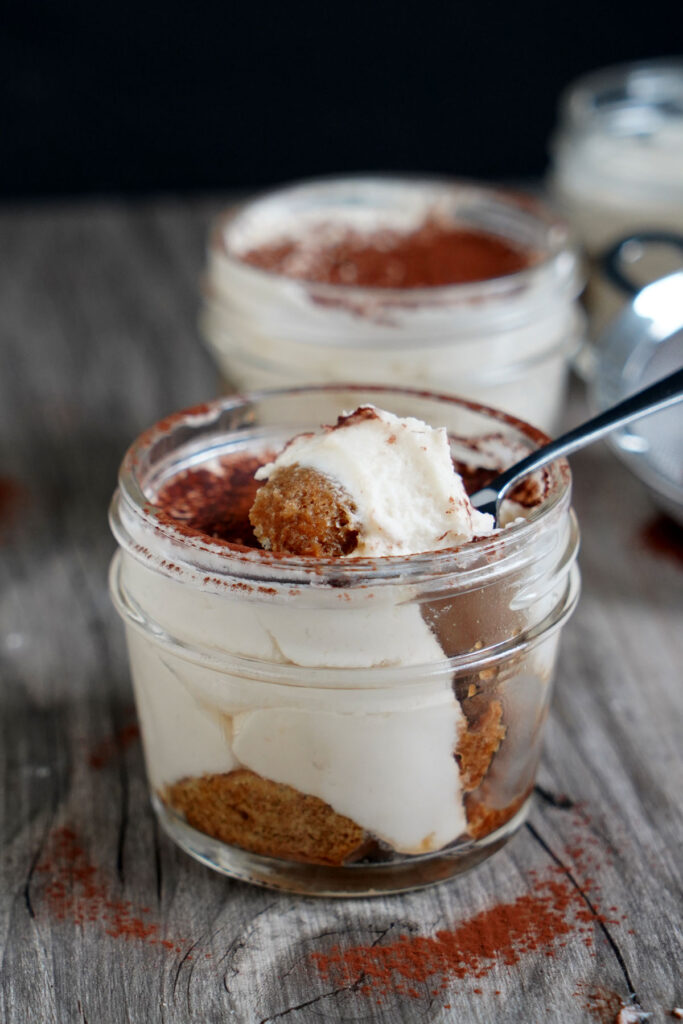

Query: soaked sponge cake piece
left=456, top=699, right=507, bottom=793
left=465, top=789, right=530, bottom=840
left=166, top=768, right=368, bottom=866
left=250, top=464, right=359, bottom=557
left=249, top=406, right=494, bottom=558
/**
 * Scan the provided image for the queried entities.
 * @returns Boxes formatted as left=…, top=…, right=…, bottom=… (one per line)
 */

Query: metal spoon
left=469, top=367, right=683, bottom=523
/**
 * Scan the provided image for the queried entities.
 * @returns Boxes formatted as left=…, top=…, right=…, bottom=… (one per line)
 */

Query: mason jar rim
left=558, top=57, right=683, bottom=129
left=112, top=384, right=573, bottom=588
left=209, top=175, right=580, bottom=305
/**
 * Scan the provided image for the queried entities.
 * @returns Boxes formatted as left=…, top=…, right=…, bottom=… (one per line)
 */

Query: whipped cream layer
left=255, top=406, right=495, bottom=556
left=120, top=546, right=469, bottom=852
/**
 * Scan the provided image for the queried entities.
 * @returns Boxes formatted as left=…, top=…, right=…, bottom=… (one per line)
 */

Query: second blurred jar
left=550, top=59, right=683, bottom=338
left=201, top=177, right=583, bottom=433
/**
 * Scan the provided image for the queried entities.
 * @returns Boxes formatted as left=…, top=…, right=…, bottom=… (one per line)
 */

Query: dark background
left=2, top=0, right=681, bottom=199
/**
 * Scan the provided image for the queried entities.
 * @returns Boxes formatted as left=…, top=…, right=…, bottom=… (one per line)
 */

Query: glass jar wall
left=109, top=386, right=580, bottom=895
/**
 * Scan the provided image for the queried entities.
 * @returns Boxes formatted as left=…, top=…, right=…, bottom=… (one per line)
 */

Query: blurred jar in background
left=550, top=60, right=683, bottom=342
left=200, top=177, right=583, bottom=433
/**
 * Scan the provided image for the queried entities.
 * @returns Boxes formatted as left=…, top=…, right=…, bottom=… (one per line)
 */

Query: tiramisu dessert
left=550, top=61, right=683, bottom=334
left=201, top=177, right=583, bottom=432
left=109, top=387, right=580, bottom=893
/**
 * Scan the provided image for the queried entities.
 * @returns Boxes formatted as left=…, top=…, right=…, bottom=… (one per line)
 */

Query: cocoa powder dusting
left=88, top=723, right=141, bottom=770
left=310, top=813, right=627, bottom=1008
left=332, top=406, right=382, bottom=429
left=312, top=873, right=579, bottom=1000
left=241, top=219, right=530, bottom=288
left=575, top=983, right=627, bottom=1023
left=156, top=452, right=266, bottom=547
left=452, top=456, right=549, bottom=508
left=35, top=827, right=186, bottom=951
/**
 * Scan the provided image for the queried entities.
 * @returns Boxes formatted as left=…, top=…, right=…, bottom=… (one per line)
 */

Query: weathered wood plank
left=0, top=199, right=681, bottom=1024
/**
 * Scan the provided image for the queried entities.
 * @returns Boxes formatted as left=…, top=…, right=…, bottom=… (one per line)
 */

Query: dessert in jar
left=550, top=60, right=683, bottom=339
left=200, top=177, right=584, bottom=433
left=108, top=385, right=581, bottom=895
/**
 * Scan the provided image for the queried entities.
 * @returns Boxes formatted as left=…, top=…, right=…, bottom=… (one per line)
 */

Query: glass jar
left=109, top=385, right=580, bottom=896
left=550, top=59, right=683, bottom=339
left=200, top=178, right=584, bottom=433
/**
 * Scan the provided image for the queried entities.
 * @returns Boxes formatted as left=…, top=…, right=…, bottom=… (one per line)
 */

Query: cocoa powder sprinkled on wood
left=311, top=873, right=584, bottom=1000
left=88, top=723, right=140, bottom=770
left=575, top=983, right=625, bottom=1023
left=35, top=827, right=186, bottom=952
left=311, top=822, right=626, bottom=1005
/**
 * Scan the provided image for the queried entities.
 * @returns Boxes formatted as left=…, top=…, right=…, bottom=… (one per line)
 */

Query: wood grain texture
left=0, top=199, right=681, bottom=1024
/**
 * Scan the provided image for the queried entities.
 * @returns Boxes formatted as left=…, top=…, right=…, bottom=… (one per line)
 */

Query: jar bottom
left=151, top=792, right=532, bottom=897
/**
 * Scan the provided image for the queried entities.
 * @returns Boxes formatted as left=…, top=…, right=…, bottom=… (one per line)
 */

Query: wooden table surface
left=0, top=199, right=681, bottom=1024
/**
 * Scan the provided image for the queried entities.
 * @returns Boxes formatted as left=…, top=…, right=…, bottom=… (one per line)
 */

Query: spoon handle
left=470, top=367, right=683, bottom=515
